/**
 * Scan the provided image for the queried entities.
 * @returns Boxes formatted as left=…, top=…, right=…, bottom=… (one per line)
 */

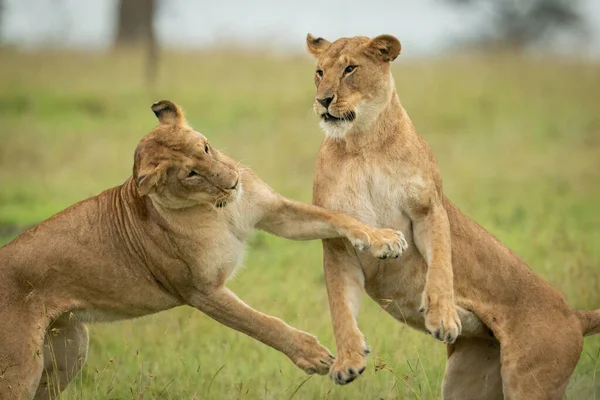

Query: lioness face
left=133, top=100, right=240, bottom=209
left=306, top=34, right=401, bottom=139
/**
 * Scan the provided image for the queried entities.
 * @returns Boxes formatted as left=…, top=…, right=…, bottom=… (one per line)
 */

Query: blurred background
left=1, top=1, right=599, bottom=399
left=3, top=0, right=600, bottom=55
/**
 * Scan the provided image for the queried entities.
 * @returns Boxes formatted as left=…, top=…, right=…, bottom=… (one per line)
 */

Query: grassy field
left=0, top=47, right=599, bottom=399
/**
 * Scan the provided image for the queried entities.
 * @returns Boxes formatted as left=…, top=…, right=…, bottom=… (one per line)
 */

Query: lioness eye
left=344, top=65, right=357, bottom=75
left=188, top=170, right=199, bottom=178
left=316, top=69, right=323, bottom=78
left=204, top=144, right=209, bottom=154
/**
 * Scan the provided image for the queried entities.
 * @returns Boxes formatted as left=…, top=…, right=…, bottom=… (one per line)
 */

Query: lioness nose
left=229, top=178, right=239, bottom=190
left=317, top=96, right=334, bottom=108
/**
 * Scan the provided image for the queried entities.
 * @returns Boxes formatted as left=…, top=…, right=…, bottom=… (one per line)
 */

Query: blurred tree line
left=109, top=0, right=588, bottom=85
left=0, top=0, right=589, bottom=52
left=444, top=0, right=586, bottom=50
left=114, top=0, right=587, bottom=57
left=115, top=0, right=158, bottom=86
left=0, top=0, right=587, bottom=83
left=0, top=0, right=4, bottom=35
left=115, top=0, right=155, bottom=46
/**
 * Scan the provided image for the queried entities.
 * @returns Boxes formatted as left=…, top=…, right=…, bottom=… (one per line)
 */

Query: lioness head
left=133, top=100, right=240, bottom=209
left=306, top=34, right=401, bottom=139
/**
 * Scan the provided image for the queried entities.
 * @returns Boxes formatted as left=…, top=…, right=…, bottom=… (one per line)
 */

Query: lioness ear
left=135, top=164, right=167, bottom=196
left=133, top=147, right=167, bottom=196
left=151, top=100, right=186, bottom=126
left=366, top=35, right=401, bottom=62
left=306, top=33, right=331, bottom=57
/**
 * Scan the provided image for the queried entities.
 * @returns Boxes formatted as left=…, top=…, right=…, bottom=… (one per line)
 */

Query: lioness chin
left=305, top=34, right=600, bottom=399
left=0, top=100, right=408, bottom=400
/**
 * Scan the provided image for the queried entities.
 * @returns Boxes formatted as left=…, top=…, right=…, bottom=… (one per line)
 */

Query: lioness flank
left=0, top=100, right=408, bottom=400
left=305, top=33, right=600, bottom=399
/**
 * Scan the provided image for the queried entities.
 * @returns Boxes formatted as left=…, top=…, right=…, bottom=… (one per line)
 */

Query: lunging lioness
left=0, top=100, right=408, bottom=400
left=305, top=34, right=600, bottom=399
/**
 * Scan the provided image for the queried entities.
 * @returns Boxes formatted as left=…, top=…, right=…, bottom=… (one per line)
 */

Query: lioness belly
left=319, top=170, right=431, bottom=333
left=361, top=248, right=430, bottom=334
left=70, top=278, right=183, bottom=323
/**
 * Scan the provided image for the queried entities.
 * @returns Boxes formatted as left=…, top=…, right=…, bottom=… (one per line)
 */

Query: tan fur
left=306, top=34, right=600, bottom=398
left=0, top=100, right=408, bottom=400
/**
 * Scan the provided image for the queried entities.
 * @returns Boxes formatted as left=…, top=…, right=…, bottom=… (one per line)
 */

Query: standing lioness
left=0, top=100, right=408, bottom=400
left=306, top=34, right=600, bottom=399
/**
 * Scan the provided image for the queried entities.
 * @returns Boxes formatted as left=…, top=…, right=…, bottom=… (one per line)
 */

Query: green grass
left=0, top=47, right=599, bottom=399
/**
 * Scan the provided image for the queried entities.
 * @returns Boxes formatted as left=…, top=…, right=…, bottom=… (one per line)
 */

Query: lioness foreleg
left=321, top=238, right=369, bottom=385
left=187, top=287, right=334, bottom=375
left=409, top=199, right=461, bottom=344
left=258, top=196, right=407, bottom=258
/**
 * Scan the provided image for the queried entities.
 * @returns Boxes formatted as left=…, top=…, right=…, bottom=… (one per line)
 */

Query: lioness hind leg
left=0, top=320, right=45, bottom=400
left=442, top=338, right=503, bottom=400
left=33, top=314, right=89, bottom=400
left=499, top=324, right=582, bottom=400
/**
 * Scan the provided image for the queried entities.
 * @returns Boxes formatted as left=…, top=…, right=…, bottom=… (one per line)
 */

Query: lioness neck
left=147, top=176, right=257, bottom=244
left=342, top=88, right=415, bottom=153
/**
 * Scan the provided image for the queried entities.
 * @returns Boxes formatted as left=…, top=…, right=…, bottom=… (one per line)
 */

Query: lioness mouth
left=215, top=190, right=238, bottom=208
left=321, top=111, right=356, bottom=123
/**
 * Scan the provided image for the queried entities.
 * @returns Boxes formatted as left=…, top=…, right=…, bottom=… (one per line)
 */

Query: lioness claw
left=350, top=228, right=408, bottom=260
left=328, top=335, right=370, bottom=385
left=421, top=295, right=462, bottom=345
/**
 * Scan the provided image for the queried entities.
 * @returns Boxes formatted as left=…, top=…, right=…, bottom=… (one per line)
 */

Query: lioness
left=0, top=100, right=408, bottom=400
left=305, top=34, right=600, bottom=399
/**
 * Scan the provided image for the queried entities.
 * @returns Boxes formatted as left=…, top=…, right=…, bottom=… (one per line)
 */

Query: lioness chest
left=314, top=152, right=430, bottom=331
left=175, top=201, right=260, bottom=287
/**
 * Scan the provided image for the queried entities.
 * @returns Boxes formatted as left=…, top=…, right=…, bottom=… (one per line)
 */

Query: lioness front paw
left=288, top=331, right=335, bottom=375
left=420, top=292, right=462, bottom=344
left=348, top=228, right=408, bottom=259
left=330, top=336, right=370, bottom=385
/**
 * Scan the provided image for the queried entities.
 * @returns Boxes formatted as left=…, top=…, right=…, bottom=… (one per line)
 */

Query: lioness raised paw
left=348, top=228, right=408, bottom=259
left=288, top=331, right=335, bottom=375
left=420, top=291, right=462, bottom=344
left=329, top=336, right=370, bottom=385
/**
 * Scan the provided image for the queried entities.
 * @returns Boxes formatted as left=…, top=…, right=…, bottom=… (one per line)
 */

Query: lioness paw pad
left=291, top=333, right=335, bottom=375
left=421, top=301, right=462, bottom=345
left=328, top=337, right=370, bottom=385
left=329, top=357, right=367, bottom=385
left=369, top=229, right=408, bottom=259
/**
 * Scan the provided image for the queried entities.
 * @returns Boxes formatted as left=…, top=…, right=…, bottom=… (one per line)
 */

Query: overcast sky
left=2, top=0, right=600, bottom=56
